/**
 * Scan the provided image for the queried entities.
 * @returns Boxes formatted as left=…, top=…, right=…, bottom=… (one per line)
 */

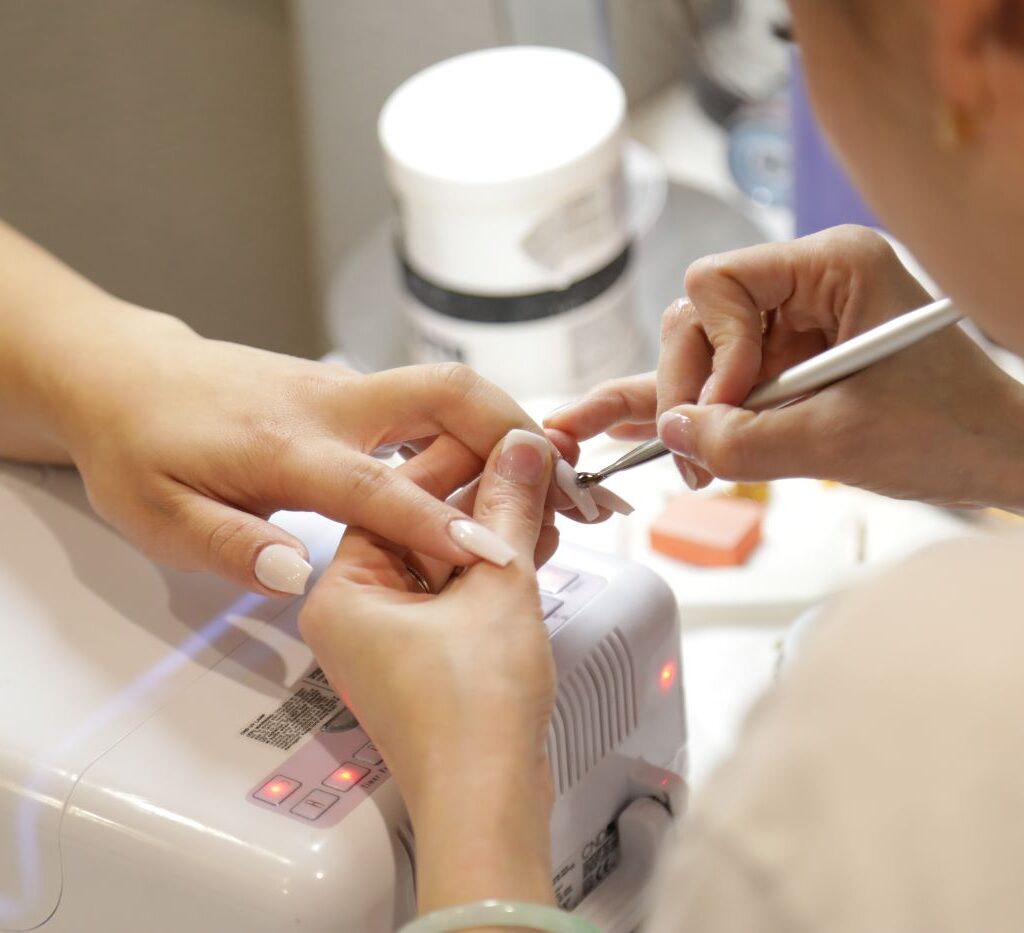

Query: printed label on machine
left=552, top=821, right=621, bottom=911
left=240, top=685, right=340, bottom=751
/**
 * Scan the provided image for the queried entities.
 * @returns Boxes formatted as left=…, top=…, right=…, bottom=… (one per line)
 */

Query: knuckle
left=297, top=591, right=333, bottom=642
left=830, top=224, right=896, bottom=266
left=297, top=602, right=329, bottom=652
left=287, top=370, right=347, bottom=407
left=683, top=253, right=725, bottom=297
left=588, top=377, right=624, bottom=404
left=432, top=361, right=485, bottom=403
left=701, top=412, right=751, bottom=479
left=476, top=485, right=534, bottom=522
left=206, top=515, right=258, bottom=570
left=249, top=416, right=302, bottom=466
left=250, top=422, right=310, bottom=497
left=342, top=457, right=390, bottom=506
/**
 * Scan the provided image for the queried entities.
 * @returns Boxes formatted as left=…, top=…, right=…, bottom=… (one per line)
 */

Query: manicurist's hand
left=299, top=428, right=557, bottom=913
left=548, top=226, right=1024, bottom=510
left=0, top=221, right=595, bottom=596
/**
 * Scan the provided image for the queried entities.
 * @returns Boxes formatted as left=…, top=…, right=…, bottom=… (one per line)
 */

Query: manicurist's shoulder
left=646, top=533, right=1024, bottom=933
left=804, top=530, right=1024, bottom=688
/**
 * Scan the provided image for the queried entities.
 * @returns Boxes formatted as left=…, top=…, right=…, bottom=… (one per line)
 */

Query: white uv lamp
left=0, top=460, right=686, bottom=932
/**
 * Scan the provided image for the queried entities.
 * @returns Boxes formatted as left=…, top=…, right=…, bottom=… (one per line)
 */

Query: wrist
left=39, top=300, right=197, bottom=459
left=403, top=729, right=553, bottom=825
left=406, top=747, right=555, bottom=914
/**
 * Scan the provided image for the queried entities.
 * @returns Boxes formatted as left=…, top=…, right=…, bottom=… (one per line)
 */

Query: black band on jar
left=400, top=245, right=631, bottom=324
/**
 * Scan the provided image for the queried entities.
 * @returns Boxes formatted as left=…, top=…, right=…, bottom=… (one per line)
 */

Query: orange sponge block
left=650, top=493, right=764, bottom=567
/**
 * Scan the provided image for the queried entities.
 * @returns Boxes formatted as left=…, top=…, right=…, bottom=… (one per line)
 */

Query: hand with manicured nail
left=547, top=226, right=1024, bottom=511
left=0, top=222, right=611, bottom=597
left=299, top=428, right=559, bottom=913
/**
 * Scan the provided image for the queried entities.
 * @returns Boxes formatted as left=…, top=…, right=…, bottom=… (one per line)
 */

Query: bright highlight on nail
left=554, top=460, right=599, bottom=521
left=255, top=544, right=313, bottom=595
left=448, top=518, right=516, bottom=566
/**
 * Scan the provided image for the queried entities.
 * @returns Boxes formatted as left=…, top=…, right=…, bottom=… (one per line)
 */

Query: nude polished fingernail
left=448, top=519, right=516, bottom=567
left=591, top=484, right=635, bottom=516
left=554, top=459, right=599, bottom=522
left=497, top=429, right=550, bottom=485
left=255, top=544, right=313, bottom=595
left=658, top=411, right=697, bottom=458
left=698, top=376, right=717, bottom=405
left=678, top=460, right=699, bottom=491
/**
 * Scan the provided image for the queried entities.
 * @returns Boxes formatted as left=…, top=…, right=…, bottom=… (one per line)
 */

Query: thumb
left=173, top=494, right=313, bottom=596
left=657, top=402, right=827, bottom=482
left=469, top=429, right=555, bottom=564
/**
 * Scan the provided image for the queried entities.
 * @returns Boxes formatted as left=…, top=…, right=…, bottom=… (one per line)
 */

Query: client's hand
left=299, top=428, right=558, bottom=914
left=58, top=312, right=569, bottom=594
left=549, top=226, right=1024, bottom=510
left=0, top=222, right=608, bottom=598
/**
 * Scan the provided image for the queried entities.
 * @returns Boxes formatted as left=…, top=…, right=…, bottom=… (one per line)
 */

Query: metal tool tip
left=574, top=472, right=603, bottom=489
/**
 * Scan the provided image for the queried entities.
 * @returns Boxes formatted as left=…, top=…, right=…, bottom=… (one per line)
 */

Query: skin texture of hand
left=299, top=428, right=558, bottom=914
left=548, top=226, right=1024, bottom=511
left=0, top=221, right=599, bottom=596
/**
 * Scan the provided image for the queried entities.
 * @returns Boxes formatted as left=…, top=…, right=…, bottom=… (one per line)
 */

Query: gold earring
left=935, top=103, right=976, bottom=149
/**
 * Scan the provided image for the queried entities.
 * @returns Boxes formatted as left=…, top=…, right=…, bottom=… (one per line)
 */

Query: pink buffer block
left=650, top=493, right=764, bottom=567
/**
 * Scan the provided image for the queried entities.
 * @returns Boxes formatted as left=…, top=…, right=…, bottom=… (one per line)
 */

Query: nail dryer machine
left=0, top=461, right=686, bottom=932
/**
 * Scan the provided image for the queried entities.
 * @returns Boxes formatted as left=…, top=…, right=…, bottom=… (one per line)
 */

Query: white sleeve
left=644, top=535, right=1024, bottom=933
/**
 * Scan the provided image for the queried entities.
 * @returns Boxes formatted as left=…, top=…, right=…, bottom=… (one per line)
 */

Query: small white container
left=378, top=46, right=639, bottom=397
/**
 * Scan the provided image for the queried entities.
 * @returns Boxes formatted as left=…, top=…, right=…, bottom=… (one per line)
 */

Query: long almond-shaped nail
left=678, top=460, right=699, bottom=490
left=255, top=544, right=313, bottom=595
left=698, top=375, right=717, bottom=405
left=448, top=519, right=516, bottom=566
left=591, top=485, right=635, bottom=516
left=554, top=459, right=599, bottom=522
left=497, top=429, right=551, bottom=485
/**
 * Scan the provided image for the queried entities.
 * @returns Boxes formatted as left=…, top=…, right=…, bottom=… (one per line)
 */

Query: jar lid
left=379, top=46, right=626, bottom=204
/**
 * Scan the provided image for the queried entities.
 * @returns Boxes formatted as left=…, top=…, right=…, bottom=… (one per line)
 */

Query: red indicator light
left=659, top=661, right=677, bottom=691
left=324, top=761, right=369, bottom=791
left=255, top=775, right=300, bottom=805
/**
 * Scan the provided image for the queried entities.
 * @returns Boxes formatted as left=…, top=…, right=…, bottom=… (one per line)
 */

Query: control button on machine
left=255, top=775, right=301, bottom=805
left=354, top=742, right=383, bottom=766
left=540, top=594, right=563, bottom=620
left=324, top=763, right=369, bottom=792
left=291, top=789, right=340, bottom=820
left=321, top=706, right=359, bottom=733
left=537, top=565, right=577, bottom=594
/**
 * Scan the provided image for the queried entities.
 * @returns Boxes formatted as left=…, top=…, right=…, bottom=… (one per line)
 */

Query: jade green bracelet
left=397, top=900, right=601, bottom=933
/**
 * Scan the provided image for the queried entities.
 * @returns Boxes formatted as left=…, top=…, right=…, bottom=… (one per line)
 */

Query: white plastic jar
left=378, top=46, right=639, bottom=397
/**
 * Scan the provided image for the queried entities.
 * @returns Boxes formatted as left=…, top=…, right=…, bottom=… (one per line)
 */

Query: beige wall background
left=0, top=0, right=317, bottom=356
left=0, top=1, right=689, bottom=360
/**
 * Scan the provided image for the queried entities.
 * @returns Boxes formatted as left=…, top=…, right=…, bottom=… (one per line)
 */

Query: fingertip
left=544, top=427, right=579, bottom=465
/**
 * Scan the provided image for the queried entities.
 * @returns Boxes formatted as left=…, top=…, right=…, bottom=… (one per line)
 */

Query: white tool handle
left=745, top=297, right=960, bottom=410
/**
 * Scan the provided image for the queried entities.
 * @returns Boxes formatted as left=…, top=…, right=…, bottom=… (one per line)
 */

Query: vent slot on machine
left=548, top=629, right=638, bottom=796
